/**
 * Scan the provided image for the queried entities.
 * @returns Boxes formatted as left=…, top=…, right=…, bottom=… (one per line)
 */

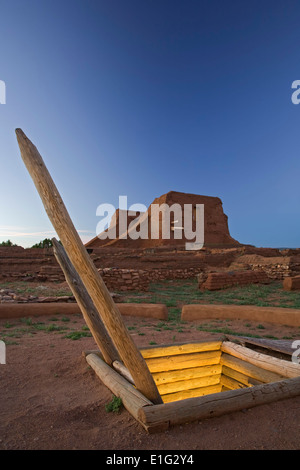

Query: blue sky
left=1, top=0, right=300, bottom=248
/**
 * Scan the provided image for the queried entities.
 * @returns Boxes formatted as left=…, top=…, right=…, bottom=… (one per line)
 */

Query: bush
left=105, top=395, right=123, bottom=413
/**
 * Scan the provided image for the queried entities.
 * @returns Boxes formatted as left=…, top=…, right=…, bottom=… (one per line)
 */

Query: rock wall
left=199, top=270, right=270, bottom=291
left=1, top=245, right=300, bottom=293
left=98, top=266, right=203, bottom=292
left=0, top=246, right=61, bottom=282
left=229, top=254, right=300, bottom=280
left=98, top=268, right=149, bottom=292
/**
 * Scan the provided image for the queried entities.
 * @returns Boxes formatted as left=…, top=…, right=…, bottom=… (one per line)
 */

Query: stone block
left=283, top=275, right=300, bottom=291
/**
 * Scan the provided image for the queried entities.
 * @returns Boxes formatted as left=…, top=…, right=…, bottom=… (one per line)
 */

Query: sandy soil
left=1, top=310, right=300, bottom=452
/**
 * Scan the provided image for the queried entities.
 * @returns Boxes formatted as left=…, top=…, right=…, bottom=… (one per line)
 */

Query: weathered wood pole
left=138, top=375, right=300, bottom=431
left=52, top=238, right=120, bottom=365
left=222, top=341, right=300, bottom=378
left=16, top=128, right=162, bottom=405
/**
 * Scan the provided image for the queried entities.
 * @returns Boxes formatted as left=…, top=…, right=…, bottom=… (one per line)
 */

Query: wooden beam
left=161, top=384, right=222, bottom=404
left=222, top=365, right=263, bottom=386
left=52, top=238, right=120, bottom=365
left=113, top=360, right=135, bottom=385
left=16, top=128, right=162, bottom=405
left=222, top=341, right=300, bottom=378
left=145, top=350, right=221, bottom=373
left=138, top=375, right=300, bottom=431
left=225, top=335, right=295, bottom=358
left=141, top=340, right=222, bottom=359
left=221, top=353, right=286, bottom=383
left=158, top=373, right=221, bottom=396
left=220, top=374, right=248, bottom=390
left=82, top=350, right=135, bottom=385
left=152, top=364, right=222, bottom=386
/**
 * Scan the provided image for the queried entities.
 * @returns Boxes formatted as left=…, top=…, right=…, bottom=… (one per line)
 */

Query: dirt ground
left=1, top=309, right=300, bottom=452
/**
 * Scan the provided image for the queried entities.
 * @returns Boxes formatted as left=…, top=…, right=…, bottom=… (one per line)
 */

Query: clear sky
left=1, top=0, right=300, bottom=248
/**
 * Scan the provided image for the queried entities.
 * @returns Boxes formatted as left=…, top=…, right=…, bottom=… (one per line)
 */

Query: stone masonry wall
left=200, top=270, right=270, bottom=291
left=98, top=267, right=203, bottom=291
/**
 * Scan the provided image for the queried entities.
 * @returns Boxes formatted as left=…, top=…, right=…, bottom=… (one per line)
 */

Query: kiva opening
left=140, top=340, right=300, bottom=403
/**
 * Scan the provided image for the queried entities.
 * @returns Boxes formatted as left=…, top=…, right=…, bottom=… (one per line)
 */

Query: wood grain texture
left=16, top=128, right=162, bottom=404
left=141, top=341, right=222, bottom=359
left=222, top=341, right=300, bottom=378
left=138, top=375, right=300, bottom=430
left=52, top=238, right=120, bottom=365
left=145, top=350, right=221, bottom=373
left=158, top=373, right=221, bottom=396
left=220, top=353, right=286, bottom=383
left=151, top=364, right=222, bottom=386
left=161, top=384, right=222, bottom=403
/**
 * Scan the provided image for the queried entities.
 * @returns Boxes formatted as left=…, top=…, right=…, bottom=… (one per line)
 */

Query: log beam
left=138, top=375, right=300, bottom=432
left=16, top=128, right=162, bottom=404
left=222, top=341, right=300, bottom=378
left=52, top=238, right=120, bottom=365
left=220, top=353, right=286, bottom=383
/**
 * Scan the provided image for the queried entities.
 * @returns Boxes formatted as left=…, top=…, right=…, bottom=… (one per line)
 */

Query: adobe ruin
left=86, top=191, right=239, bottom=250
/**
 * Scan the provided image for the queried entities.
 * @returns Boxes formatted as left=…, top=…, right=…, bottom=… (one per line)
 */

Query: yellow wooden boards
left=140, top=342, right=222, bottom=403
left=139, top=340, right=300, bottom=404
left=141, top=341, right=222, bottom=359
left=145, top=351, right=222, bottom=374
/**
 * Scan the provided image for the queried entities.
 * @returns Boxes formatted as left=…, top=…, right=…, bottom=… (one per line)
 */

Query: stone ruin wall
left=230, top=254, right=300, bottom=281
left=0, top=247, right=61, bottom=283
left=98, top=267, right=203, bottom=292
left=0, top=247, right=204, bottom=292
left=1, top=246, right=300, bottom=293
left=199, top=270, right=271, bottom=291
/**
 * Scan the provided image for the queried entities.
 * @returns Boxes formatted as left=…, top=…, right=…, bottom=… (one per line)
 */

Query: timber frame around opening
left=84, top=339, right=300, bottom=433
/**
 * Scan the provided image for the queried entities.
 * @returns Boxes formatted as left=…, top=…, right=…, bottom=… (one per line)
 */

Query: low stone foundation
left=199, top=270, right=270, bottom=291
left=2, top=245, right=300, bottom=292
left=98, top=267, right=202, bottom=291
left=98, top=268, right=149, bottom=292
left=229, top=253, right=300, bottom=280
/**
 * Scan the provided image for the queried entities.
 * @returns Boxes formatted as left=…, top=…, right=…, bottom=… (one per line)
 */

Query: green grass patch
left=32, top=323, right=67, bottom=332
left=105, top=395, right=123, bottom=413
left=120, top=279, right=300, bottom=311
left=64, top=330, right=92, bottom=340
left=0, top=281, right=73, bottom=298
left=196, top=325, right=261, bottom=338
